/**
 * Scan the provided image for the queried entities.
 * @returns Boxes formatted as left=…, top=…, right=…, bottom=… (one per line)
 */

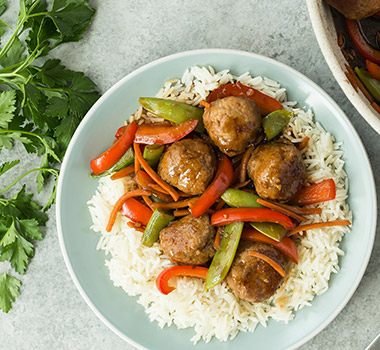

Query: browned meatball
left=247, top=141, right=306, bottom=202
left=159, top=214, right=216, bottom=265
left=327, top=0, right=380, bottom=20
left=226, top=241, right=287, bottom=303
left=203, top=96, right=261, bottom=156
left=157, top=138, right=216, bottom=195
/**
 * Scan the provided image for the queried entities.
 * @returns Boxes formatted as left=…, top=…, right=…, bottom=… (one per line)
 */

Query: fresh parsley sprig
left=0, top=0, right=100, bottom=312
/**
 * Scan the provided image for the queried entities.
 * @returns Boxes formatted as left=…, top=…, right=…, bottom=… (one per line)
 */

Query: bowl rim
left=56, top=48, right=377, bottom=350
left=306, top=0, right=380, bottom=134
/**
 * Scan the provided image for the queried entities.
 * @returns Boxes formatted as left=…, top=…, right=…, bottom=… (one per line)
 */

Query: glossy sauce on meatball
left=203, top=96, right=261, bottom=156
left=159, top=214, right=216, bottom=265
left=157, top=138, right=216, bottom=195
left=247, top=141, right=306, bottom=202
left=226, top=241, right=287, bottom=303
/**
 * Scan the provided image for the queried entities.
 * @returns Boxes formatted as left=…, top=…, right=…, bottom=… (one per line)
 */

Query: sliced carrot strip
left=173, top=209, right=190, bottom=217
left=148, top=183, right=169, bottom=194
left=110, top=164, right=135, bottom=180
left=106, top=190, right=151, bottom=232
left=214, top=226, right=222, bottom=250
left=288, top=220, right=351, bottom=237
left=214, top=199, right=225, bottom=211
left=256, top=198, right=307, bottom=222
left=133, top=142, right=180, bottom=201
left=248, top=251, right=286, bottom=277
left=150, top=197, right=199, bottom=210
left=239, top=145, right=254, bottom=183
left=199, top=100, right=211, bottom=108
left=297, top=136, right=309, bottom=151
left=266, top=200, right=322, bottom=216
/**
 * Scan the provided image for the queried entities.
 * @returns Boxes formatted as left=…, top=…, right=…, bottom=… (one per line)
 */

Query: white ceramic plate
left=56, top=49, right=376, bottom=350
left=307, top=0, right=380, bottom=134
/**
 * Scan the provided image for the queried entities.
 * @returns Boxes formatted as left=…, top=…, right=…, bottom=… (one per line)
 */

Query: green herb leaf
left=0, top=272, right=21, bottom=313
left=0, top=160, right=20, bottom=176
left=0, top=90, right=17, bottom=129
left=0, top=37, right=26, bottom=68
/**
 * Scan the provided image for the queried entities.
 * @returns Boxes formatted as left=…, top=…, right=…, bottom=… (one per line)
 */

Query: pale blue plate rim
left=56, top=48, right=377, bottom=350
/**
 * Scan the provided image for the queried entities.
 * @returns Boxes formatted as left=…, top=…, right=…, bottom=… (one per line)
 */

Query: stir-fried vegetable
left=205, top=222, right=244, bottom=291
left=355, top=67, right=380, bottom=103
left=207, top=82, right=283, bottom=116
left=121, top=198, right=153, bottom=226
left=211, top=208, right=294, bottom=231
left=291, top=178, right=336, bottom=206
left=134, top=119, right=198, bottom=145
left=139, top=97, right=205, bottom=132
left=156, top=265, right=208, bottom=295
left=143, top=145, right=164, bottom=168
left=90, top=122, right=138, bottom=175
left=141, top=209, right=174, bottom=247
left=90, top=147, right=134, bottom=178
left=221, top=188, right=263, bottom=208
left=288, top=220, right=351, bottom=236
left=250, top=222, right=287, bottom=242
left=346, top=18, right=380, bottom=64
left=366, top=60, right=380, bottom=80
left=190, top=154, right=233, bottom=217
left=248, top=251, right=286, bottom=277
left=262, top=110, right=293, bottom=141
left=241, top=227, right=298, bottom=264
left=106, top=190, right=152, bottom=232
left=110, top=164, right=135, bottom=180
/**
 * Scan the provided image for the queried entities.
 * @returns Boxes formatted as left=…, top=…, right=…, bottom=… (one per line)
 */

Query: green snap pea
left=221, top=188, right=264, bottom=208
left=250, top=222, right=287, bottom=242
left=204, top=222, right=244, bottom=291
left=90, top=147, right=134, bottom=178
left=139, top=97, right=205, bottom=132
left=143, top=145, right=164, bottom=169
left=262, top=109, right=293, bottom=141
left=141, top=209, right=174, bottom=247
left=355, top=67, right=380, bottom=102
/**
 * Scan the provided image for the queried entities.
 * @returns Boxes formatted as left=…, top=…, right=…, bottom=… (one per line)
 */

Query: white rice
left=88, top=66, right=352, bottom=343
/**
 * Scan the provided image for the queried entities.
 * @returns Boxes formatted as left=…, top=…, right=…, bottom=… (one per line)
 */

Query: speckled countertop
left=0, top=1, right=379, bottom=349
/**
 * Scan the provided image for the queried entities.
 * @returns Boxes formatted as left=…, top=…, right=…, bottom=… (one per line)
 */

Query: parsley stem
left=0, top=168, right=59, bottom=195
left=27, top=12, right=49, bottom=18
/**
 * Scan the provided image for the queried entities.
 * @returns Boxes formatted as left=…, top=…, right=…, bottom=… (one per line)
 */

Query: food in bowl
left=87, top=66, right=351, bottom=343
left=327, top=0, right=380, bottom=114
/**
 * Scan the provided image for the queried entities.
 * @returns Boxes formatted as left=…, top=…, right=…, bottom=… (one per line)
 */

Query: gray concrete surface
left=0, top=0, right=379, bottom=349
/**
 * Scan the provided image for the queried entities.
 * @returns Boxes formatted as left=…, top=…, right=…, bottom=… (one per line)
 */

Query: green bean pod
left=204, top=222, right=244, bottom=291
left=141, top=209, right=174, bottom=247
left=139, top=97, right=205, bottom=132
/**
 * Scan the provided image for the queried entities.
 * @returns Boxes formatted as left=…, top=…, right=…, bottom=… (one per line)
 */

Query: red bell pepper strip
left=291, top=178, right=336, bottom=206
left=366, top=60, right=380, bottom=80
left=190, top=154, right=233, bottom=217
left=241, top=226, right=298, bottom=264
left=207, top=82, right=282, bottom=116
left=156, top=265, right=208, bottom=295
left=211, top=208, right=294, bottom=231
left=115, top=125, right=128, bottom=138
left=121, top=198, right=153, bottom=226
left=346, top=19, right=380, bottom=64
left=134, top=119, right=198, bottom=145
left=90, top=122, right=138, bottom=175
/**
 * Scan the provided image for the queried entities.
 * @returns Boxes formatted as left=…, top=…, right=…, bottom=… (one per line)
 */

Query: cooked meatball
left=203, top=96, right=261, bottom=156
left=327, top=0, right=380, bottom=20
left=247, top=141, right=306, bottom=202
left=159, top=214, right=216, bottom=265
left=226, top=241, right=287, bottom=303
left=157, top=138, right=217, bottom=195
